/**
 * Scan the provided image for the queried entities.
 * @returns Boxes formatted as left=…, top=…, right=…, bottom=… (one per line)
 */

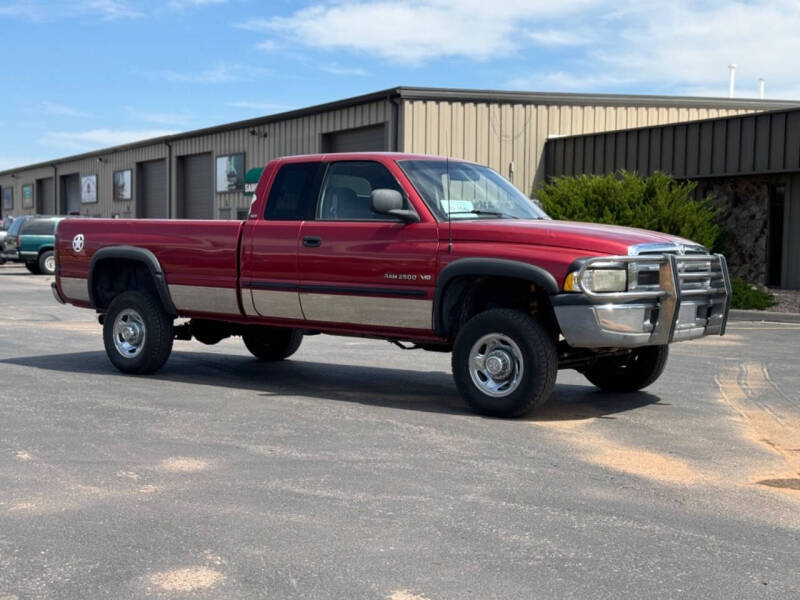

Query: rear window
left=264, top=162, right=324, bottom=221
left=7, top=217, right=28, bottom=236
left=21, top=218, right=57, bottom=235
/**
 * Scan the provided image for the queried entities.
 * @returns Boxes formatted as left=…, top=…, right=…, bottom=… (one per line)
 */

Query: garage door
left=179, top=153, right=213, bottom=219
left=322, top=124, right=387, bottom=153
left=36, top=177, right=55, bottom=214
left=138, top=159, right=167, bottom=218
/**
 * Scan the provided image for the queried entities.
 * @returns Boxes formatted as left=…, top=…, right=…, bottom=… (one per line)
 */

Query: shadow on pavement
left=2, top=350, right=664, bottom=420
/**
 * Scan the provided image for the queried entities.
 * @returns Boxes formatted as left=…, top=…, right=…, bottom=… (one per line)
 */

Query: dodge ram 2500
left=53, top=153, right=731, bottom=417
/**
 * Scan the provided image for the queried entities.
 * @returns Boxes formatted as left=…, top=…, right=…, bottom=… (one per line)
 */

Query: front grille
left=673, top=255, right=728, bottom=299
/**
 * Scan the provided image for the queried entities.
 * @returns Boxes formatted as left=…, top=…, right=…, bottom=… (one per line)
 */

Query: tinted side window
left=21, top=219, right=56, bottom=235
left=264, top=162, right=323, bottom=221
left=317, top=161, right=405, bottom=221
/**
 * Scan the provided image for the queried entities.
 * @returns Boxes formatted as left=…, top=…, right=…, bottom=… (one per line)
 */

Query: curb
left=728, top=309, right=800, bottom=324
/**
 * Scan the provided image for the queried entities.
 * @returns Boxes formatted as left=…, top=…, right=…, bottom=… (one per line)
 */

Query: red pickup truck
left=53, top=153, right=731, bottom=417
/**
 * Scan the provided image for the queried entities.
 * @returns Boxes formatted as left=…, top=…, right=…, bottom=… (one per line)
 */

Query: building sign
left=22, top=184, right=33, bottom=209
left=216, top=153, right=245, bottom=192
left=244, top=167, right=263, bottom=198
left=113, top=169, right=132, bottom=202
left=81, top=175, right=97, bottom=204
left=2, top=187, right=12, bottom=210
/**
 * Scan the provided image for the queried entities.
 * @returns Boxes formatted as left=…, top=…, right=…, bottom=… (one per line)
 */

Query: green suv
left=10, top=216, right=63, bottom=275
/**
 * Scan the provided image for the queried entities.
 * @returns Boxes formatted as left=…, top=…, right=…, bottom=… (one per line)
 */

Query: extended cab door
left=297, top=159, right=438, bottom=333
left=240, top=161, right=324, bottom=322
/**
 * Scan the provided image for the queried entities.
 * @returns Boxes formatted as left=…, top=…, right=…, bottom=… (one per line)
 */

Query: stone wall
left=696, top=177, right=773, bottom=284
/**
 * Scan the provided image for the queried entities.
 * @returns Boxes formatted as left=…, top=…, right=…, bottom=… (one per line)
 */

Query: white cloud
left=41, top=101, right=91, bottom=118
left=158, top=63, right=270, bottom=84
left=226, top=101, right=293, bottom=112
left=525, top=29, right=590, bottom=47
left=321, top=63, right=369, bottom=77
left=82, top=0, right=142, bottom=19
left=0, top=0, right=141, bottom=20
left=241, top=0, right=593, bottom=63
left=40, top=129, right=177, bottom=151
left=238, top=0, right=800, bottom=99
left=168, top=0, right=227, bottom=9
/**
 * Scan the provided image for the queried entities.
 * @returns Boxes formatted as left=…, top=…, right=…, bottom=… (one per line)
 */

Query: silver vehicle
left=0, top=216, right=16, bottom=264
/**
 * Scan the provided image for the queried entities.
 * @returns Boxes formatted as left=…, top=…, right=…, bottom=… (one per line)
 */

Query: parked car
left=1, top=215, right=32, bottom=265
left=53, top=153, right=731, bottom=418
left=0, top=216, right=15, bottom=264
left=16, top=216, right=63, bottom=275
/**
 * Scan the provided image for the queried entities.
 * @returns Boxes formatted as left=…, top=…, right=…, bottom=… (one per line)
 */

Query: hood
left=448, top=219, right=701, bottom=255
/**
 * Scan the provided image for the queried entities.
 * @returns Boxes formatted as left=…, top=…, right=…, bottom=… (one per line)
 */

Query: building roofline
left=2, top=86, right=798, bottom=176
left=542, top=104, right=800, bottom=142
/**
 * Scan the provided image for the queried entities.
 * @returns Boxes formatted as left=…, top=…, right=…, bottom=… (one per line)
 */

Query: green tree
left=536, top=171, right=721, bottom=251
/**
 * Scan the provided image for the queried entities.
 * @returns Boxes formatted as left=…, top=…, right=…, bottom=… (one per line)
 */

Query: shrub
left=536, top=171, right=721, bottom=251
left=730, top=277, right=775, bottom=310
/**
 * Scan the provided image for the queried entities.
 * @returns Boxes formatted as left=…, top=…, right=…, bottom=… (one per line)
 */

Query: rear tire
left=103, top=291, right=174, bottom=374
left=25, top=261, right=40, bottom=274
left=38, top=250, right=56, bottom=275
left=243, top=328, right=303, bottom=361
left=582, top=345, right=669, bottom=392
left=452, top=308, right=557, bottom=418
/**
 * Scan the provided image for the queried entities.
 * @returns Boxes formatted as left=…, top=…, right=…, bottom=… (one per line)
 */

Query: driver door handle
left=302, top=236, right=322, bottom=248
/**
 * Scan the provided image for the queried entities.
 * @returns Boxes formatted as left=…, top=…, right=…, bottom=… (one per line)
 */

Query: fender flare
left=433, top=258, right=559, bottom=337
left=88, top=246, right=178, bottom=317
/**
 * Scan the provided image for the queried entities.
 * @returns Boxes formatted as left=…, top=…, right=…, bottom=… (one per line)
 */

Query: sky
left=1, top=0, right=798, bottom=170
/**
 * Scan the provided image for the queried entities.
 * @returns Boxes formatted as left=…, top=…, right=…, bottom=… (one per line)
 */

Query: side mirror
left=370, top=188, right=419, bottom=223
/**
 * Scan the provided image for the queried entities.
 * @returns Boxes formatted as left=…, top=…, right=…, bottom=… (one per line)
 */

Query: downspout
left=52, top=163, right=58, bottom=214
left=165, top=141, right=173, bottom=218
left=389, top=92, right=402, bottom=152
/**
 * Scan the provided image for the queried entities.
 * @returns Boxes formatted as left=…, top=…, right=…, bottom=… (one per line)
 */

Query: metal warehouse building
left=1, top=86, right=793, bottom=223
left=545, top=107, right=800, bottom=288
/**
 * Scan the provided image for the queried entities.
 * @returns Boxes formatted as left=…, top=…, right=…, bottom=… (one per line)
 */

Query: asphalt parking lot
left=1, top=263, right=799, bottom=600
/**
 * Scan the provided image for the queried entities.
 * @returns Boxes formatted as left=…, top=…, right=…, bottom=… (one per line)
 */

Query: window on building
left=264, top=162, right=323, bottom=221
left=316, top=161, right=404, bottom=221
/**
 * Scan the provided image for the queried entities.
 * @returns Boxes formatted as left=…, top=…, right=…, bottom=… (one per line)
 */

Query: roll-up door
left=138, top=159, right=167, bottom=218
left=178, top=153, right=213, bottom=219
left=36, top=177, right=55, bottom=214
left=322, top=124, right=387, bottom=153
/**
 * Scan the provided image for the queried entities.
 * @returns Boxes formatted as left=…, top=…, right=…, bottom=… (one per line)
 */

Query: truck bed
left=56, top=219, right=244, bottom=316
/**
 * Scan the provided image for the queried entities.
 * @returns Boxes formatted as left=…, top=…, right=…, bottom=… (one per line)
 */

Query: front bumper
left=553, top=253, right=731, bottom=348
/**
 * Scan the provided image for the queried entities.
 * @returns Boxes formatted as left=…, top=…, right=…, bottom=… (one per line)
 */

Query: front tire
left=243, top=328, right=303, bottom=361
left=103, top=291, right=174, bottom=374
left=39, top=250, right=56, bottom=275
left=582, top=345, right=669, bottom=392
left=452, top=308, right=557, bottom=418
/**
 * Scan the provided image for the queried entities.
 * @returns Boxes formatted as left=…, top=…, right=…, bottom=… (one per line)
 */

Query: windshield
left=398, top=159, right=549, bottom=221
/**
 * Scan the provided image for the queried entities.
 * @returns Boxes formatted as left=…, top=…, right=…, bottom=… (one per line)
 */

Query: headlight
left=564, top=268, right=627, bottom=293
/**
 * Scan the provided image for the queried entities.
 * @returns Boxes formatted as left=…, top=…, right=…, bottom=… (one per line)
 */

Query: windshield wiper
left=448, top=210, right=520, bottom=219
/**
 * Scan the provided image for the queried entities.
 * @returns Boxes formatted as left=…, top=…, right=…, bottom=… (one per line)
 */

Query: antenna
left=728, top=64, right=737, bottom=98
left=759, top=78, right=765, bottom=99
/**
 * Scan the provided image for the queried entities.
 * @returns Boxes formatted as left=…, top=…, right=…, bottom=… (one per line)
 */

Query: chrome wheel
left=44, top=255, right=56, bottom=274
left=468, top=333, right=525, bottom=398
left=112, top=308, right=146, bottom=358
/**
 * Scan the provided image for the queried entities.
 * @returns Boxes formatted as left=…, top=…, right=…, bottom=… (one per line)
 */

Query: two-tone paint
left=54, top=152, right=698, bottom=343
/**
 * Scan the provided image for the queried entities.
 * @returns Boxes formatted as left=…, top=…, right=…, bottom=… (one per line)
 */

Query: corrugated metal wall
left=400, top=100, right=755, bottom=195
left=545, top=109, right=800, bottom=180
left=0, top=98, right=394, bottom=219
left=168, top=99, right=394, bottom=219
